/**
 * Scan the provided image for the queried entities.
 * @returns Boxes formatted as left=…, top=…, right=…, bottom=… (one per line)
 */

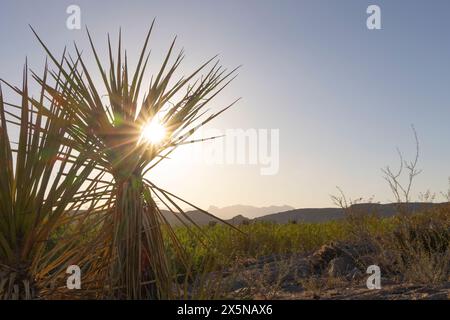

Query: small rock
left=346, top=267, right=363, bottom=281
left=328, top=257, right=355, bottom=277
left=281, top=283, right=303, bottom=293
left=355, top=255, right=376, bottom=270
left=227, top=278, right=248, bottom=292
left=310, top=243, right=341, bottom=272
left=426, top=292, right=449, bottom=300
left=295, top=259, right=312, bottom=278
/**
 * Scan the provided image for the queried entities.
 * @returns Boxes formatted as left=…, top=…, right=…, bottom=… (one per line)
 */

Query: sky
left=1, top=0, right=450, bottom=215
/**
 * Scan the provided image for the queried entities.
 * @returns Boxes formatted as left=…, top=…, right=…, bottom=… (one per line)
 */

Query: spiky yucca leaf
left=0, top=62, right=109, bottom=299
left=31, top=23, right=239, bottom=299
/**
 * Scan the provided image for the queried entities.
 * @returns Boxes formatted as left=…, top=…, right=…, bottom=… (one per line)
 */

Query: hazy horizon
left=2, top=0, right=450, bottom=210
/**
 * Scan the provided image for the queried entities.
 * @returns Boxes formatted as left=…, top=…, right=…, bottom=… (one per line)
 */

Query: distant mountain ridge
left=207, top=204, right=295, bottom=219
left=162, top=202, right=449, bottom=227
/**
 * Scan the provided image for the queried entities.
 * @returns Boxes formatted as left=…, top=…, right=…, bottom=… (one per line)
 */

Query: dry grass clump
left=374, top=208, right=450, bottom=284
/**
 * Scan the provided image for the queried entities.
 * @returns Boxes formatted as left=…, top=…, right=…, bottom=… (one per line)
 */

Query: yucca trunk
left=141, top=189, right=173, bottom=299
left=111, top=174, right=171, bottom=299
left=0, top=266, right=36, bottom=300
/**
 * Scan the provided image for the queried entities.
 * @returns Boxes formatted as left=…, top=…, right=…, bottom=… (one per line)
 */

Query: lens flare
left=141, top=119, right=166, bottom=144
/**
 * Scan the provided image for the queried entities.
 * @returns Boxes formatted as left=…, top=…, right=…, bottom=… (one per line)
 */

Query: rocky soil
left=212, top=241, right=450, bottom=300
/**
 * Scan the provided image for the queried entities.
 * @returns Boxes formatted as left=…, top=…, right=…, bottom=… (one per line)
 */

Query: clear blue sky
left=1, top=0, right=450, bottom=213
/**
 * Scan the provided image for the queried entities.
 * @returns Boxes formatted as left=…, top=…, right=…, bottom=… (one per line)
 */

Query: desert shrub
left=375, top=208, right=450, bottom=284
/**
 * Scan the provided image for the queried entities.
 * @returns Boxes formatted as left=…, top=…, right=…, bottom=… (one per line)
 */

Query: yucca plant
left=0, top=61, right=109, bottom=299
left=31, top=22, right=240, bottom=299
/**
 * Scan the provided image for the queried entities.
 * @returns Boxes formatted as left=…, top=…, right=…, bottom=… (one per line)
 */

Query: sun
left=140, top=119, right=166, bottom=144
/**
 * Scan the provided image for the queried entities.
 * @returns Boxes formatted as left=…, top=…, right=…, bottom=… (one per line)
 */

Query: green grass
left=172, top=208, right=448, bottom=268
left=169, top=214, right=399, bottom=273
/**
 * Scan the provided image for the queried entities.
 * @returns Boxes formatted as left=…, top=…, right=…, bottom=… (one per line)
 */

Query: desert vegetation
left=173, top=205, right=449, bottom=299
left=0, top=24, right=449, bottom=300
